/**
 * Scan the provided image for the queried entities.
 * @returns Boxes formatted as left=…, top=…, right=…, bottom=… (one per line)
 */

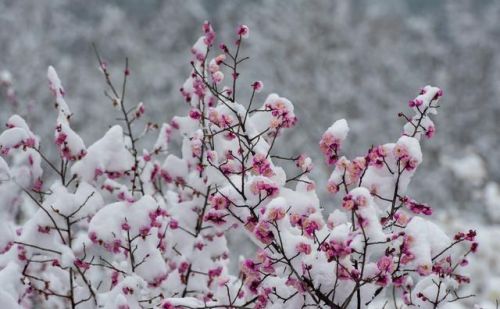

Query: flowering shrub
left=0, top=22, right=477, bottom=308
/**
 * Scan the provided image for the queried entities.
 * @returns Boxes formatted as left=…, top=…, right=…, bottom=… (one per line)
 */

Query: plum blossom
left=0, top=22, right=476, bottom=309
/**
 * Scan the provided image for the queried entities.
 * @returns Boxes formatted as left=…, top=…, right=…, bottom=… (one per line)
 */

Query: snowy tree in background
left=1, top=0, right=499, bottom=220
left=0, top=22, right=478, bottom=308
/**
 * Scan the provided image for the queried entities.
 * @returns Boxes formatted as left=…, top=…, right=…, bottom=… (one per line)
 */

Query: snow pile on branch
left=71, top=125, right=133, bottom=181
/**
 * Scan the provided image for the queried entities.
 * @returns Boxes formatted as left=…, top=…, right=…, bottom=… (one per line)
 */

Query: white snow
left=443, top=152, right=486, bottom=186
left=47, top=66, right=72, bottom=118
left=326, top=118, right=349, bottom=141
left=484, top=182, right=500, bottom=222
left=71, top=125, right=133, bottom=181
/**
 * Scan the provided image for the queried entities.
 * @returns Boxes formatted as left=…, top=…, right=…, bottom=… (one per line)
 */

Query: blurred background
left=1, top=0, right=499, bottom=306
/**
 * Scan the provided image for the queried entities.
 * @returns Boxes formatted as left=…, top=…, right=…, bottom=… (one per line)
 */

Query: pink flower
left=210, top=194, right=230, bottom=210
left=160, top=169, right=173, bottom=183
left=162, top=302, right=175, bottom=309
left=425, top=125, right=435, bottom=139
left=215, top=54, right=226, bottom=65
left=212, top=71, right=224, bottom=84
left=241, top=258, right=260, bottom=282
left=394, top=211, right=409, bottom=225
left=142, top=151, right=152, bottom=162
left=37, top=225, right=50, bottom=234
left=178, top=261, right=189, bottom=273
left=342, top=195, right=355, bottom=211
left=434, top=88, right=444, bottom=99
left=74, top=259, right=90, bottom=270
left=266, top=207, right=286, bottom=221
left=220, top=113, right=234, bottom=128
left=367, top=145, right=387, bottom=168
left=194, top=242, right=205, bottom=250
left=17, top=247, right=27, bottom=261
left=393, top=143, right=409, bottom=160
left=375, top=273, right=390, bottom=286
left=55, top=131, right=67, bottom=146
left=296, top=242, right=312, bottom=255
left=416, top=264, right=431, bottom=276
left=295, top=154, right=313, bottom=172
left=321, top=239, right=352, bottom=261
left=111, top=271, right=119, bottom=287
left=306, top=181, right=316, bottom=191
left=250, top=179, right=280, bottom=198
left=265, top=97, right=297, bottom=131
left=403, top=197, right=432, bottom=216
left=202, top=21, right=216, bottom=46
left=302, top=218, right=321, bottom=237
left=254, top=221, right=274, bottom=245
left=289, top=213, right=303, bottom=227
left=208, top=266, right=223, bottom=282
left=139, top=226, right=150, bottom=237
left=237, top=25, right=249, bottom=39
left=377, top=255, right=394, bottom=273
left=122, top=286, right=134, bottom=295
left=393, top=275, right=407, bottom=287
left=219, top=43, right=229, bottom=53
left=251, top=81, right=263, bottom=92
left=354, top=194, right=368, bottom=207
left=204, top=211, right=227, bottom=225
left=252, top=153, right=274, bottom=177
left=107, top=239, right=121, bottom=254
left=244, top=216, right=258, bottom=233
left=408, top=98, right=423, bottom=108
left=117, top=191, right=134, bottom=203
left=347, top=157, right=366, bottom=182
left=208, top=59, right=219, bottom=73
left=89, top=231, right=98, bottom=243
left=326, top=180, right=339, bottom=195
left=319, top=133, right=341, bottom=165
left=169, top=219, right=179, bottom=230
left=466, top=230, right=477, bottom=241
left=286, top=277, right=307, bottom=293
left=189, top=108, right=202, bottom=120
left=135, top=102, right=145, bottom=118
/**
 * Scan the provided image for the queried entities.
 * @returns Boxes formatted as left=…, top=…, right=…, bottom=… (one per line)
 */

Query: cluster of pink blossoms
left=0, top=22, right=478, bottom=309
left=264, top=96, right=297, bottom=130
left=252, top=153, right=274, bottom=177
